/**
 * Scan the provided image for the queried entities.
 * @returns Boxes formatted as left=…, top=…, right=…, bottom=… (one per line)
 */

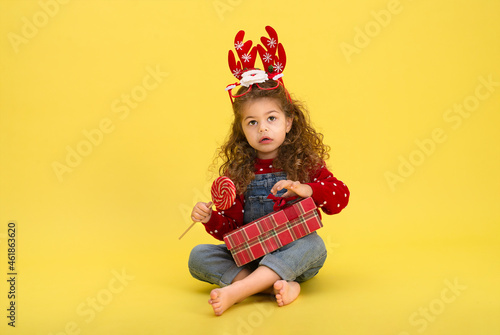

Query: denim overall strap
left=243, top=172, right=287, bottom=224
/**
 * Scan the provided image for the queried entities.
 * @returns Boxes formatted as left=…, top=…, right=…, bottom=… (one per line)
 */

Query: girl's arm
left=269, top=164, right=349, bottom=215
left=201, top=194, right=245, bottom=241
left=305, top=164, right=350, bottom=215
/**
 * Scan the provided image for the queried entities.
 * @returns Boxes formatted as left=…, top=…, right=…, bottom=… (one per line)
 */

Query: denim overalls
left=243, top=172, right=288, bottom=224
left=189, top=172, right=327, bottom=287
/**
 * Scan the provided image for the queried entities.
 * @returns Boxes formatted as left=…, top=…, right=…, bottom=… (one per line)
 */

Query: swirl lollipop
left=179, top=176, right=237, bottom=240
left=211, top=176, right=237, bottom=210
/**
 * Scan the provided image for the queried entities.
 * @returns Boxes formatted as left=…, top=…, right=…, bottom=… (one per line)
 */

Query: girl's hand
left=271, top=180, right=313, bottom=198
left=191, top=201, right=213, bottom=223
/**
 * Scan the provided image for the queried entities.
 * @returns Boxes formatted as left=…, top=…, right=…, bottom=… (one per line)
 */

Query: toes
left=209, top=289, right=225, bottom=315
left=212, top=302, right=224, bottom=316
left=210, top=289, right=220, bottom=301
left=274, top=280, right=291, bottom=307
left=275, top=294, right=283, bottom=307
left=274, top=280, right=287, bottom=295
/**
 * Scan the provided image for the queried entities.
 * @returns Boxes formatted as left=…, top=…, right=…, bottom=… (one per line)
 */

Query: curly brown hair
left=213, top=80, right=330, bottom=194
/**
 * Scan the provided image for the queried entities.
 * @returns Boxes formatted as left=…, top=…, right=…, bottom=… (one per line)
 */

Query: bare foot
left=273, top=280, right=300, bottom=307
left=208, top=286, right=240, bottom=316
left=208, top=266, right=283, bottom=315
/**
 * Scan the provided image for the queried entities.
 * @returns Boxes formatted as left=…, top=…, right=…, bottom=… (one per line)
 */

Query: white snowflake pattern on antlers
left=234, top=41, right=244, bottom=50
left=267, top=38, right=277, bottom=48
left=232, top=69, right=242, bottom=77
left=274, top=62, right=283, bottom=72
left=241, top=53, right=252, bottom=63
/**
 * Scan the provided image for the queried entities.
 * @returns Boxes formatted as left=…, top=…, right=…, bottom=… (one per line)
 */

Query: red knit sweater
left=203, top=158, right=349, bottom=240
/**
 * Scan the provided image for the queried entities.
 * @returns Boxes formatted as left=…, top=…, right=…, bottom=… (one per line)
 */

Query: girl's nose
left=259, top=126, right=268, bottom=133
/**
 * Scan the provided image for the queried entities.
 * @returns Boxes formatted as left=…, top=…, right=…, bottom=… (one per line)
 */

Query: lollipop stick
left=178, top=201, right=213, bottom=240
left=178, top=222, right=197, bottom=240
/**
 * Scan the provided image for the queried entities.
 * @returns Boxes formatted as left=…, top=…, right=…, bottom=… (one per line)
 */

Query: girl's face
left=240, top=97, right=293, bottom=160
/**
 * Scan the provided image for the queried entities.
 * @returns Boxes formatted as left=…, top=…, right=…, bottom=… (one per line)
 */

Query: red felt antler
left=228, top=30, right=258, bottom=80
left=257, top=26, right=287, bottom=78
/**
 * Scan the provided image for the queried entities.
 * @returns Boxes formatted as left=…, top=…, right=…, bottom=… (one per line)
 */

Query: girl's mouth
left=259, top=137, right=272, bottom=144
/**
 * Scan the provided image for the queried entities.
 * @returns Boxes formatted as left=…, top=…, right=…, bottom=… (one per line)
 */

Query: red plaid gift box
left=223, top=197, right=322, bottom=267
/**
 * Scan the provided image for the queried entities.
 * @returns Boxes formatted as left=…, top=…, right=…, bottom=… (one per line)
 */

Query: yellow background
left=1, top=0, right=499, bottom=334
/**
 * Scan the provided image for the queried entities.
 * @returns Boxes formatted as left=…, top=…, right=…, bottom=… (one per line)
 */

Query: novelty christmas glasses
left=225, top=26, right=288, bottom=104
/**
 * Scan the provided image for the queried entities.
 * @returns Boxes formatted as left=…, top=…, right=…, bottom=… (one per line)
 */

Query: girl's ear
left=286, top=116, right=293, bottom=133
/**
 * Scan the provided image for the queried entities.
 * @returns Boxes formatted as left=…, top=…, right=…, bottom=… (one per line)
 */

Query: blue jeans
left=188, top=172, right=327, bottom=287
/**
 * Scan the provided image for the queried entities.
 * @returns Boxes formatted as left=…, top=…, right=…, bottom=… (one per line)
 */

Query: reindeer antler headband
left=225, top=26, right=288, bottom=104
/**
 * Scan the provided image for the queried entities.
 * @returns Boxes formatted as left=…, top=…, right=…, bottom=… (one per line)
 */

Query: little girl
left=188, top=27, right=349, bottom=316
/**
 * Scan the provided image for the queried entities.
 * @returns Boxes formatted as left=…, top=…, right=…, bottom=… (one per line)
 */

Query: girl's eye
left=268, top=116, right=276, bottom=122
left=248, top=120, right=257, bottom=126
